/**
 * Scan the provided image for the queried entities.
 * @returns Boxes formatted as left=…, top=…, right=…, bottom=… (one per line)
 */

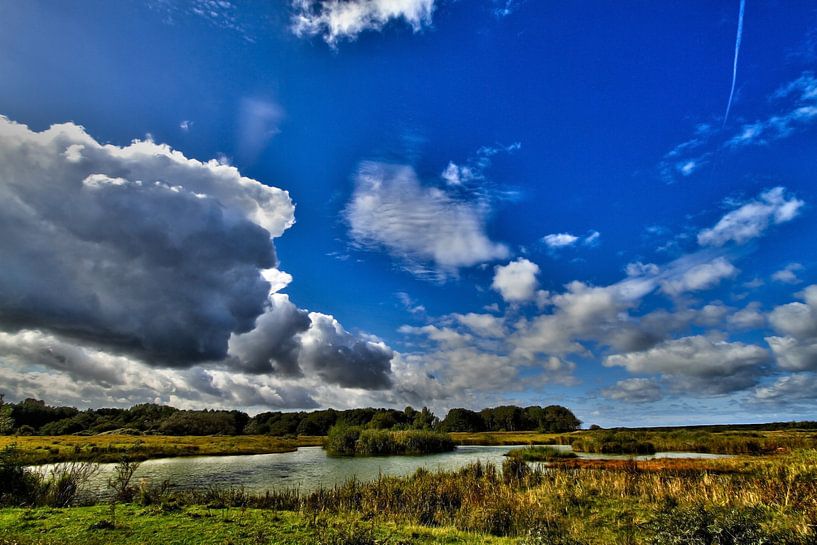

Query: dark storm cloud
left=0, top=116, right=395, bottom=394
left=0, top=117, right=290, bottom=366
left=228, top=294, right=312, bottom=375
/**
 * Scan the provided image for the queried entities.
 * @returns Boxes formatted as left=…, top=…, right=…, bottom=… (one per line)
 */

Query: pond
left=37, top=445, right=729, bottom=496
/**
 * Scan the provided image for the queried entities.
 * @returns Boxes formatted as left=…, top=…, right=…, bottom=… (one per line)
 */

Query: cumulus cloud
left=291, top=0, right=435, bottom=46
left=299, top=312, right=393, bottom=389
left=728, top=302, right=766, bottom=329
left=0, top=116, right=293, bottom=366
left=453, top=313, right=505, bottom=338
left=344, top=161, right=509, bottom=276
left=491, top=258, right=540, bottom=303
left=0, top=116, right=395, bottom=405
left=0, top=328, right=320, bottom=410
left=752, top=373, right=817, bottom=404
left=772, top=263, right=804, bottom=284
left=604, top=335, right=770, bottom=394
left=659, top=257, right=738, bottom=296
left=697, top=187, right=804, bottom=247
left=601, top=378, right=662, bottom=403
left=766, top=285, right=817, bottom=371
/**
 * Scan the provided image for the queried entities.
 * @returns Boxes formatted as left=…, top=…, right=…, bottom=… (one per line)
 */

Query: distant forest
left=0, top=396, right=582, bottom=436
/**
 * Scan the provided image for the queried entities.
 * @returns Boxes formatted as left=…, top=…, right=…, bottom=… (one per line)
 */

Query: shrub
left=325, top=426, right=362, bottom=456
left=0, top=446, right=42, bottom=506
left=325, top=426, right=455, bottom=457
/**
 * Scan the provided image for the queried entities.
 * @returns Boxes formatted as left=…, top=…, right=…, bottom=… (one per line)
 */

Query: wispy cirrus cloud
left=660, top=72, right=817, bottom=182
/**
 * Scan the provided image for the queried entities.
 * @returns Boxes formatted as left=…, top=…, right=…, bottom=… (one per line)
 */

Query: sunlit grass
left=0, top=435, right=323, bottom=464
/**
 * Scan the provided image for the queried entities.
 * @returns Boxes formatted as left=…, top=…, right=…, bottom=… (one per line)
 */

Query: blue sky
left=1, top=0, right=816, bottom=426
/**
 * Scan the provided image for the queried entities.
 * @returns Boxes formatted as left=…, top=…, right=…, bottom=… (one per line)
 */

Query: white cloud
left=542, top=230, right=600, bottom=249
left=441, top=161, right=477, bottom=186
left=345, top=161, right=509, bottom=276
left=453, top=313, right=505, bottom=338
left=491, top=258, right=540, bottom=303
left=727, top=72, right=817, bottom=148
left=772, top=263, right=804, bottom=284
left=728, top=302, right=766, bottom=329
left=604, top=335, right=770, bottom=394
left=601, top=378, right=662, bottom=403
left=766, top=285, right=817, bottom=371
left=543, top=233, right=579, bottom=248
left=752, top=373, right=817, bottom=404
left=659, top=257, right=738, bottom=297
left=697, top=187, right=804, bottom=247
left=291, top=0, right=435, bottom=46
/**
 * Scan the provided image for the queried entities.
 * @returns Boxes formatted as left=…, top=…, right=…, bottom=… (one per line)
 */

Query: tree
left=0, top=395, right=14, bottom=435
left=540, top=405, right=581, bottom=433
left=411, top=407, right=437, bottom=430
left=439, top=408, right=485, bottom=432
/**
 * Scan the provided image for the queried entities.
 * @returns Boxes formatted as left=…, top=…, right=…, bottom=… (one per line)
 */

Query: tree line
left=0, top=395, right=581, bottom=436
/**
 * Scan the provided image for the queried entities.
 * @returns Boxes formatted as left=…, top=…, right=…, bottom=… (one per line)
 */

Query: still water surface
left=45, top=445, right=727, bottom=495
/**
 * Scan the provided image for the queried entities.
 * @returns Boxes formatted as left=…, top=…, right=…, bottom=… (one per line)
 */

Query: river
left=35, top=445, right=728, bottom=496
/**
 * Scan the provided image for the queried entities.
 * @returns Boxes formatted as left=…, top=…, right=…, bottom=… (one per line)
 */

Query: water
left=35, top=445, right=729, bottom=496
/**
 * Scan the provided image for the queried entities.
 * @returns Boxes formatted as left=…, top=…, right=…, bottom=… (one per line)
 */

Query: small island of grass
left=571, top=432, right=657, bottom=455
left=505, top=445, right=578, bottom=462
left=324, top=425, right=455, bottom=456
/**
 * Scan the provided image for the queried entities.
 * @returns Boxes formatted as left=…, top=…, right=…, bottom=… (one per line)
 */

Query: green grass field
left=0, top=506, right=515, bottom=545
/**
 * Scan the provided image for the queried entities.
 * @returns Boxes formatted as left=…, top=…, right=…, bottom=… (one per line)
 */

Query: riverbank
left=0, top=435, right=324, bottom=464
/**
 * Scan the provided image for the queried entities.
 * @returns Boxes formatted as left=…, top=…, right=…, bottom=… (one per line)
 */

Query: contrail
left=723, top=0, right=746, bottom=127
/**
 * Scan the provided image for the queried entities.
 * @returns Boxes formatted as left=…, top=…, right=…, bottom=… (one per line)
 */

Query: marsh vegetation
left=0, top=448, right=815, bottom=544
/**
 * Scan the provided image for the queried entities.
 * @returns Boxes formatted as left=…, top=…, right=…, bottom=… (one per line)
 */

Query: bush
left=325, top=426, right=454, bottom=457
left=0, top=446, right=42, bottom=506
left=325, top=426, right=362, bottom=456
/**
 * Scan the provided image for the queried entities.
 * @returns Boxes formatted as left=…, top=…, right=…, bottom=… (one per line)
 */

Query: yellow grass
left=0, top=434, right=324, bottom=464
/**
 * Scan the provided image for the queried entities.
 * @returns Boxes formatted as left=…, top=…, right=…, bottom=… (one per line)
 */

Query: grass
left=1, top=450, right=815, bottom=543
left=0, top=506, right=516, bottom=545
left=0, top=435, right=324, bottom=465
left=453, top=429, right=817, bottom=455
left=505, top=446, right=577, bottom=462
